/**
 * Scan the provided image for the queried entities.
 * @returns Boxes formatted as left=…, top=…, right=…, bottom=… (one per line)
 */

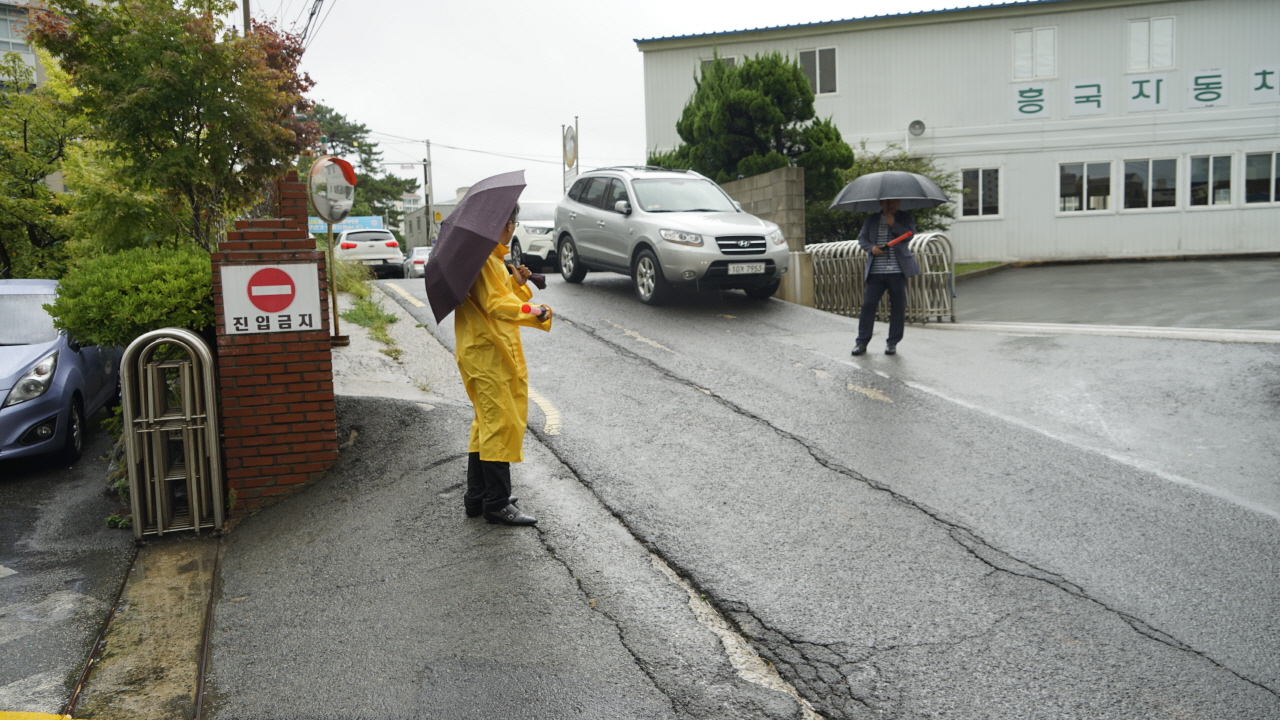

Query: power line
left=303, top=0, right=338, bottom=50
left=365, top=130, right=562, bottom=166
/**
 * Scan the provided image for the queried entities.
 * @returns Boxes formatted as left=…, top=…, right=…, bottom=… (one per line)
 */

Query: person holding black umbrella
left=851, top=198, right=919, bottom=356
left=423, top=171, right=552, bottom=526
left=829, top=171, right=946, bottom=356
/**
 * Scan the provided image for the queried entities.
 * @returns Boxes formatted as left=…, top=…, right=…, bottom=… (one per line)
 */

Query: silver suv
left=555, top=167, right=789, bottom=304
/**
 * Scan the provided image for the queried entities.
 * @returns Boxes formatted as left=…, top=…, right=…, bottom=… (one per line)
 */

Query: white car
left=402, top=246, right=430, bottom=278
left=508, top=202, right=558, bottom=272
left=335, top=229, right=405, bottom=278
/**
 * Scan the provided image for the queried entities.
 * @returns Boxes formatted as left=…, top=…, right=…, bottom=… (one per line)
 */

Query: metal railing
left=122, top=328, right=224, bottom=539
left=810, top=232, right=956, bottom=323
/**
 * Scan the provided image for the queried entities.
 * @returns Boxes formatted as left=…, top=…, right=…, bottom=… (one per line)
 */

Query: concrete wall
left=721, top=166, right=806, bottom=251
left=721, top=166, right=815, bottom=306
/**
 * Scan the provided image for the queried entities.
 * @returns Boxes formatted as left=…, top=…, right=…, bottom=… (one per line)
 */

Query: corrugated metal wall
left=639, top=0, right=1280, bottom=262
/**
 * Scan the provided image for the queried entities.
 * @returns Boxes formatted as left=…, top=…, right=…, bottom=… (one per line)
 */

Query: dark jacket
left=857, top=211, right=920, bottom=279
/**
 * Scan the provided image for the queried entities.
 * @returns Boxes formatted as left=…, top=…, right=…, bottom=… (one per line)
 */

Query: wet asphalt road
left=0, top=425, right=135, bottom=714
left=380, top=259, right=1280, bottom=719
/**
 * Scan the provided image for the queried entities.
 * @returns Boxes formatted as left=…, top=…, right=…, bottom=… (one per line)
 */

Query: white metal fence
left=810, top=232, right=956, bottom=323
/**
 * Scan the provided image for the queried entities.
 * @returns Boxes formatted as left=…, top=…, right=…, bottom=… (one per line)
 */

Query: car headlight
left=660, top=229, right=703, bottom=246
left=3, top=350, right=58, bottom=408
left=768, top=228, right=786, bottom=246
left=525, top=227, right=552, bottom=236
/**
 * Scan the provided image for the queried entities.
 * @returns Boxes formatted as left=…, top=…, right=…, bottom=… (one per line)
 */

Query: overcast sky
left=249, top=0, right=976, bottom=203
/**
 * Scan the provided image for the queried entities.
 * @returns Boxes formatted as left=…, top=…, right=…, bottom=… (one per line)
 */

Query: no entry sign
left=221, top=263, right=323, bottom=335
left=247, top=268, right=296, bottom=313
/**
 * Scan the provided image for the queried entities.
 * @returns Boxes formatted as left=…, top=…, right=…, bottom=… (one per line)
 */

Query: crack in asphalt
left=544, top=318, right=1280, bottom=709
left=518, top=444, right=807, bottom=720
left=526, top=522, right=693, bottom=720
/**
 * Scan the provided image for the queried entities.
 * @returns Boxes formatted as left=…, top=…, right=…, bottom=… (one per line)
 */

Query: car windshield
left=0, top=294, right=58, bottom=345
left=519, top=203, right=557, bottom=223
left=412, top=247, right=431, bottom=257
left=631, top=178, right=737, bottom=213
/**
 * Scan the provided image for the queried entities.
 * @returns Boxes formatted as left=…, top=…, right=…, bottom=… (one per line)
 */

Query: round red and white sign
left=247, top=268, right=296, bottom=313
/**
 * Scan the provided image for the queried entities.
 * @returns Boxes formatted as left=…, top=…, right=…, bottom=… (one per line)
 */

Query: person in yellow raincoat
left=457, top=204, right=552, bottom=525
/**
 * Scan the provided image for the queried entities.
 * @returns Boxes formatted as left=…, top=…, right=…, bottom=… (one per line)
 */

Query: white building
left=392, top=191, right=421, bottom=233
left=2, top=2, right=43, bottom=82
left=637, top=0, right=1280, bottom=263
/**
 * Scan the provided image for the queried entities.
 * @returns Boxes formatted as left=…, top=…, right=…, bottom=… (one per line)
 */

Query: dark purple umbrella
left=424, top=170, right=526, bottom=323
left=829, top=171, right=949, bottom=213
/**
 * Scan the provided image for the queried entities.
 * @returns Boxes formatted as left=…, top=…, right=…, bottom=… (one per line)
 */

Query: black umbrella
left=829, top=171, right=949, bottom=213
left=424, top=170, right=526, bottom=323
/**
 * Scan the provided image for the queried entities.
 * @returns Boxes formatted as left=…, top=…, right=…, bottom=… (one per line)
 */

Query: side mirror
left=614, top=200, right=631, bottom=215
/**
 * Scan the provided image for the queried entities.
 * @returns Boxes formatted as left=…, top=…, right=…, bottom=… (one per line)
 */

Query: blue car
left=0, top=279, right=121, bottom=463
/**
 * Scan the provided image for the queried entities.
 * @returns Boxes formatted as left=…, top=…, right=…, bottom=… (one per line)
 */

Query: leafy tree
left=0, top=51, right=84, bottom=278
left=29, top=0, right=318, bottom=251
left=648, top=53, right=854, bottom=239
left=297, top=104, right=419, bottom=237
left=806, top=142, right=960, bottom=243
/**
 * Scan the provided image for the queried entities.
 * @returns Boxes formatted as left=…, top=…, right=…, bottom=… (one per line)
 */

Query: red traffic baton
left=887, top=231, right=913, bottom=247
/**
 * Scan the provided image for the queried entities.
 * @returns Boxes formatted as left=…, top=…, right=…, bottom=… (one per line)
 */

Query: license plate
left=363, top=259, right=385, bottom=266
left=727, top=262, right=765, bottom=275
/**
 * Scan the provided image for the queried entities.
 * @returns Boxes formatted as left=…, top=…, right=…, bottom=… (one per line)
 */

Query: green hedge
left=47, top=245, right=214, bottom=348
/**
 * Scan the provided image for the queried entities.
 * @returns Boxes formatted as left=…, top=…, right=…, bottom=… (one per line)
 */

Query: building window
left=1129, top=17, right=1174, bottom=71
left=1190, top=155, right=1232, bottom=206
left=961, top=168, right=1000, bottom=216
left=1059, top=162, right=1111, bottom=212
left=799, top=48, right=837, bottom=94
left=1245, top=153, right=1279, bottom=204
left=700, top=56, right=736, bottom=74
left=1123, top=159, right=1177, bottom=209
left=1013, top=27, right=1055, bottom=80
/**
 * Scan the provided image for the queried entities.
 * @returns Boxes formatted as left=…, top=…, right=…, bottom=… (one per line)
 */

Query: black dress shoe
left=484, top=503, right=537, bottom=526
left=851, top=344, right=867, bottom=356
left=466, top=497, right=517, bottom=518
left=885, top=344, right=897, bottom=355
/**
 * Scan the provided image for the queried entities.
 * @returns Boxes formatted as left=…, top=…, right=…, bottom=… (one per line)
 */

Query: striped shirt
left=868, top=220, right=902, bottom=275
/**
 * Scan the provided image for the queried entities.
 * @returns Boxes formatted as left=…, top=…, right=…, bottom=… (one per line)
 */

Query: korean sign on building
left=1013, top=63, right=1280, bottom=117
left=222, top=264, right=323, bottom=335
left=1251, top=65, right=1280, bottom=104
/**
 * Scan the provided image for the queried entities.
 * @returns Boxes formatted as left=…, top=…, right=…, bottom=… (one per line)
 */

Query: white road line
left=528, top=388, right=561, bottom=436
left=602, top=319, right=676, bottom=353
left=904, top=379, right=1280, bottom=522
left=0, top=565, right=16, bottom=579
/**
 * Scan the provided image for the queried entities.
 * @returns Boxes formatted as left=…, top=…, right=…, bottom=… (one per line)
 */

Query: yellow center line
left=528, top=388, right=562, bottom=436
left=384, top=282, right=425, bottom=307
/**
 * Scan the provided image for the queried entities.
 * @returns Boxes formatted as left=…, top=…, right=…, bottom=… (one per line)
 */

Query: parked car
left=0, top=280, right=122, bottom=463
left=555, top=167, right=789, bottom=304
left=508, top=201, right=558, bottom=271
left=334, top=229, right=405, bottom=278
left=402, top=246, right=431, bottom=278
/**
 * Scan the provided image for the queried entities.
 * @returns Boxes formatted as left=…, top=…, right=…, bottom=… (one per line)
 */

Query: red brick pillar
left=211, top=171, right=338, bottom=514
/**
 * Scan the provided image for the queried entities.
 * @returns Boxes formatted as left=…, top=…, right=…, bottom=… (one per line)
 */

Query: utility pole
left=423, top=140, right=434, bottom=245
left=242, top=0, right=250, bottom=33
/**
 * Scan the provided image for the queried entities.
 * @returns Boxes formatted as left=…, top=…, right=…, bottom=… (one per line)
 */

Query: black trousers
left=465, top=452, right=511, bottom=513
left=857, top=272, right=907, bottom=346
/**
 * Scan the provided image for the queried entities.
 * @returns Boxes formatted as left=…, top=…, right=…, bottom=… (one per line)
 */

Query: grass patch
left=342, top=296, right=399, bottom=328
left=341, top=293, right=404, bottom=362
left=955, top=261, right=1003, bottom=275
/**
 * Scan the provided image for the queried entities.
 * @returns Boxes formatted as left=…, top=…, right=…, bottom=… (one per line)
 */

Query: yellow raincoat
left=455, top=243, right=552, bottom=462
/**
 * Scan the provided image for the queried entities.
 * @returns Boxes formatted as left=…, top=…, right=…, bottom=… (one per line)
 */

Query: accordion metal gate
left=121, top=328, right=224, bottom=539
left=810, top=232, right=956, bottom=323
